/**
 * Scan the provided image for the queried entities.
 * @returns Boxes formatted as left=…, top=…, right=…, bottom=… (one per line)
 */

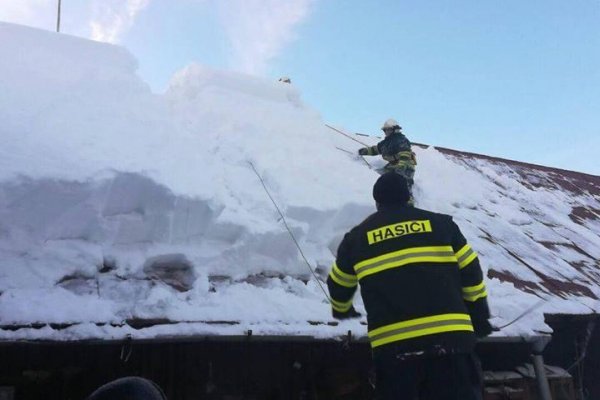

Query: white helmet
left=381, top=118, right=401, bottom=131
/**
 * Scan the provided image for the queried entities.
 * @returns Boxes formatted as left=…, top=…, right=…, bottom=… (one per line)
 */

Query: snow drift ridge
left=1, top=22, right=599, bottom=341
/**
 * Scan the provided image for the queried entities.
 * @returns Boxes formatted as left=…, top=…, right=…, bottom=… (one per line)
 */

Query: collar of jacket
left=376, top=203, right=410, bottom=212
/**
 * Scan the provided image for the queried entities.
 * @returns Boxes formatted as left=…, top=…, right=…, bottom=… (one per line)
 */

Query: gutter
left=0, top=330, right=557, bottom=399
left=531, top=336, right=553, bottom=400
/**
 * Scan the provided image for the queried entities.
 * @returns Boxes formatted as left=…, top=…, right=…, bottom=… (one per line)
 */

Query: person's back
left=347, top=205, right=479, bottom=354
left=327, top=172, right=491, bottom=399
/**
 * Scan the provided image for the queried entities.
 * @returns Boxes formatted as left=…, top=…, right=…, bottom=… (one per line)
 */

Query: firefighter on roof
left=327, top=172, right=492, bottom=400
left=358, top=119, right=417, bottom=205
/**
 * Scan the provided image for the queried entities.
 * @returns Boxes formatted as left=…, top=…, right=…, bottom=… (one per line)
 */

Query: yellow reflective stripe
left=330, top=297, right=353, bottom=312
left=329, top=262, right=358, bottom=288
left=463, top=282, right=485, bottom=293
left=368, top=313, right=471, bottom=336
left=456, top=244, right=478, bottom=269
left=355, top=246, right=455, bottom=271
left=459, top=252, right=478, bottom=269
left=395, top=151, right=413, bottom=160
left=463, top=290, right=487, bottom=302
left=353, top=246, right=457, bottom=280
left=372, top=325, right=474, bottom=348
left=462, top=281, right=488, bottom=302
left=368, top=313, right=473, bottom=348
left=456, top=244, right=471, bottom=259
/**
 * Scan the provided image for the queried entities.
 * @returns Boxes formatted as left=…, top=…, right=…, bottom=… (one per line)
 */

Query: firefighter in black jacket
left=327, top=172, right=492, bottom=400
left=358, top=119, right=417, bottom=205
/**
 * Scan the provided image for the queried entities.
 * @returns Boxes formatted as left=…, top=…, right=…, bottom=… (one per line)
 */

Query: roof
left=1, top=142, right=598, bottom=342
left=434, top=145, right=600, bottom=301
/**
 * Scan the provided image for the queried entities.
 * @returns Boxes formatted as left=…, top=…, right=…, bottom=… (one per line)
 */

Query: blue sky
left=2, top=0, right=599, bottom=174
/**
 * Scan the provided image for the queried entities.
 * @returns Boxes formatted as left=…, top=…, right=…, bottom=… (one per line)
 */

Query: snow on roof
left=0, top=22, right=599, bottom=342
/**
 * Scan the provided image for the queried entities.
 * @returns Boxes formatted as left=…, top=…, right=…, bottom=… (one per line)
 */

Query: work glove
left=358, top=148, right=369, bottom=156
left=472, top=318, right=494, bottom=338
left=333, top=306, right=362, bottom=320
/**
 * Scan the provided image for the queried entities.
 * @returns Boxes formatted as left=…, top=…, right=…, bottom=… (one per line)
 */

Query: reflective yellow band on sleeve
left=329, top=262, right=358, bottom=288
left=368, top=313, right=473, bottom=348
left=330, top=297, right=353, bottom=312
left=462, top=281, right=488, bottom=302
left=354, top=246, right=457, bottom=280
left=395, top=151, right=414, bottom=160
left=456, top=244, right=478, bottom=269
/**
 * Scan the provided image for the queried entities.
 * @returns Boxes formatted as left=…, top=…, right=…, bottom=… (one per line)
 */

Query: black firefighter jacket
left=327, top=204, right=490, bottom=357
left=364, top=131, right=416, bottom=167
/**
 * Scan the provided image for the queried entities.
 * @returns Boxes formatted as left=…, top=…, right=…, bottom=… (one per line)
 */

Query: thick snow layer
left=1, top=22, right=599, bottom=342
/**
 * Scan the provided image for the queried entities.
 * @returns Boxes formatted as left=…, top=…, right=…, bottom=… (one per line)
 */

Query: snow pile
left=1, top=22, right=599, bottom=341
left=0, top=22, right=374, bottom=340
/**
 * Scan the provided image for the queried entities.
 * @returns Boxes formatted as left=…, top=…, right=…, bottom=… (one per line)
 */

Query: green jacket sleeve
left=366, top=144, right=380, bottom=156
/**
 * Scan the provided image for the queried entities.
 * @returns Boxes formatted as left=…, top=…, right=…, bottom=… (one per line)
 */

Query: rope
left=334, top=147, right=373, bottom=169
left=567, top=318, right=596, bottom=372
left=496, top=298, right=547, bottom=330
left=335, top=146, right=353, bottom=155
left=325, top=124, right=369, bottom=147
left=248, top=161, right=332, bottom=302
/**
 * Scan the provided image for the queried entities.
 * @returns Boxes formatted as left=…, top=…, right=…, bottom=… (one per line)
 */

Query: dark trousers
left=374, top=352, right=483, bottom=400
